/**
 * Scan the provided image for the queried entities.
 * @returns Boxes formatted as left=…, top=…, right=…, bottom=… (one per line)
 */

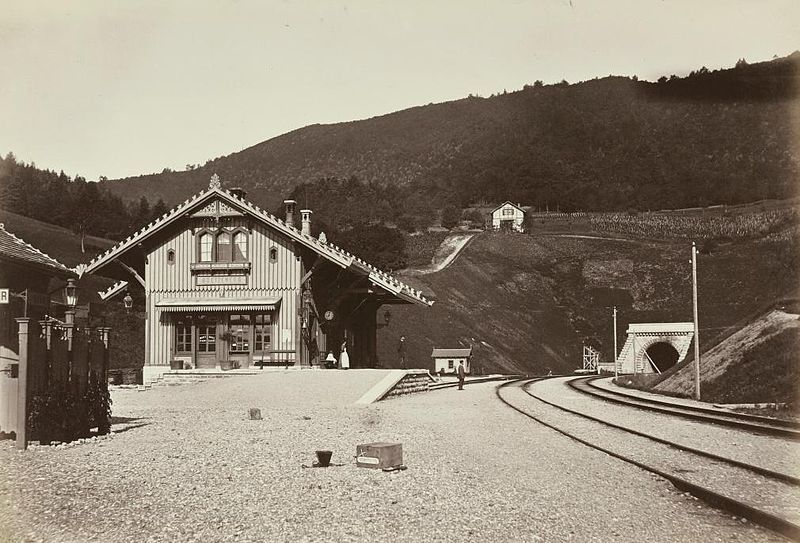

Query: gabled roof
left=491, top=201, right=525, bottom=214
left=431, top=348, right=472, bottom=358
left=0, top=223, right=74, bottom=277
left=83, top=179, right=432, bottom=306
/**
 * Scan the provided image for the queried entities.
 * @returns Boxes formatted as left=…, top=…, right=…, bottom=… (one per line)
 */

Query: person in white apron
left=339, top=340, right=350, bottom=370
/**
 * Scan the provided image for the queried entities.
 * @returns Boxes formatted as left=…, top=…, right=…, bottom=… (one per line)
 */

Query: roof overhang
left=82, top=180, right=432, bottom=307
left=155, top=296, right=282, bottom=313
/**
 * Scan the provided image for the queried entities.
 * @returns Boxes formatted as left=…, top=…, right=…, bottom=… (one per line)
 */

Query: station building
left=82, top=175, right=432, bottom=384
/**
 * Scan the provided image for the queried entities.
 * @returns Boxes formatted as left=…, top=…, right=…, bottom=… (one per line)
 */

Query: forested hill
left=99, top=52, right=797, bottom=216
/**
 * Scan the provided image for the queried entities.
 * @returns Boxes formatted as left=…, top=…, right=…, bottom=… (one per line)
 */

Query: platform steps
left=382, top=371, right=436, bottom=399
left=149, top=371, right=260, bottom=387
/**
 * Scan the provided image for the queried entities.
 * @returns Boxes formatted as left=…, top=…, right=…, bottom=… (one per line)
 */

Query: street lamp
left=65, top=278, right=78, bottom=308
left=123, top=291, right=133, bottom=313
left=378, top=308, right=392, bottom=328
left=64, top=278, right=78, bottom=350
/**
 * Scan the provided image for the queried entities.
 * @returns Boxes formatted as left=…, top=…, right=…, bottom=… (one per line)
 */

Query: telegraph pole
left=691, top=242, right=701, bottom=401
left=613, top=306, right=618, bottom=378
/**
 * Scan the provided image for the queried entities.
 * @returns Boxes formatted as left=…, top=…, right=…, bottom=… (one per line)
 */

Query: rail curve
left=496, top=377, right=800, bottom=541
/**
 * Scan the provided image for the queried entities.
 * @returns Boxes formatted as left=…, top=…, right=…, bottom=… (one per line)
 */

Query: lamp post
left=64, top=278, right=77, bottom=321
left=64, top=278, right=77, bottom=371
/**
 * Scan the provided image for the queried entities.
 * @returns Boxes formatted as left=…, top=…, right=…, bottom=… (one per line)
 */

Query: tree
left=334, top=224, right=407, bottom=271
left=151, top=198, right=168, bottom=220
left=440, top=204, right=461, bottom=229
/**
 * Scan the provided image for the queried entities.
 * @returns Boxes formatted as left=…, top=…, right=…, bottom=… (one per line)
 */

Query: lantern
left=123, top=292, right=133, bottom=312
left=65, top=278, right=78, bottom=308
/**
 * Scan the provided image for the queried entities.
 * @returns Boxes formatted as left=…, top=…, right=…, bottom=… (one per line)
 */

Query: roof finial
left=209, top=174, right=221, bottom=190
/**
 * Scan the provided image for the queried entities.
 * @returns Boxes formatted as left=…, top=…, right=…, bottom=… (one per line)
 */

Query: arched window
left=216, top=231, right=232, bottom=261
left=269, top=246, right=278, bottom=263
left=199, top=233, right=212, bottom=262
left=233, top=231, right=247, bottom=261
left=167, top=249, right=175, bottom=265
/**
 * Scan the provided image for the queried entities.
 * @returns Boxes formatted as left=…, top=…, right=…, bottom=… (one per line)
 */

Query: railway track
left=573, top=376, right=800, bottom=439
left=496, top=377, right=800, bottom=541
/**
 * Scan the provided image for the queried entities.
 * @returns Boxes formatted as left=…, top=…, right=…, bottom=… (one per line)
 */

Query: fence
left=2, top=317, right=112, bottom=449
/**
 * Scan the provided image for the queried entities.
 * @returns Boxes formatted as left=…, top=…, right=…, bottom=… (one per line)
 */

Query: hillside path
left=402, top=232, right=478, bottom=275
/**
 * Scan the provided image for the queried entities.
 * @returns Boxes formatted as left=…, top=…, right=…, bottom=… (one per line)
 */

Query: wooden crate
left=356, top=442, right=403, bottom=469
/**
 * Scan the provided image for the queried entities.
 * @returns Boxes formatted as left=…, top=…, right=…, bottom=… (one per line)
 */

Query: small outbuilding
left=490, top=202, right=525, bottom=232
left=431, top=347, right=472, bottom=375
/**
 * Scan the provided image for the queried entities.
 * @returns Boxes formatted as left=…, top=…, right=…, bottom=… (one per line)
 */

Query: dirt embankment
left=402, top=232, right=478, bottom=275
left=655, top=309, right=800, bottom=405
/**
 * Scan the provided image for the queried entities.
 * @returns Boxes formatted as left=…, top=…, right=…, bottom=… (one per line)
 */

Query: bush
left=28, top=374, right=112, bottom=444
left=440, top=205, right=461, bottom=229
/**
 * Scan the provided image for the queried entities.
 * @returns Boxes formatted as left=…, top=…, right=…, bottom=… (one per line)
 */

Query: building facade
left=431, top=347, right=472, bottom=374
left=83, top=176, right=432, bottom=384
left=490, top=202, right=525, bottom=232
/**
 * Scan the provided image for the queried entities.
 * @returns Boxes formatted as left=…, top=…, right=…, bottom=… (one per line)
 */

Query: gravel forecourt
left=0, top=371, right=784, bottom=542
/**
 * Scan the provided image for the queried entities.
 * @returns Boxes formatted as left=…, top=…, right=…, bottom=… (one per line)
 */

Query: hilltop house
left=81, top=175, right=432, bottom=384
left=490, top=202, right=525, bottom=232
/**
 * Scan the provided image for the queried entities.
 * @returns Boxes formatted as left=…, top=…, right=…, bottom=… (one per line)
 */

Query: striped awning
left=156, top=297, right=281, bottom=313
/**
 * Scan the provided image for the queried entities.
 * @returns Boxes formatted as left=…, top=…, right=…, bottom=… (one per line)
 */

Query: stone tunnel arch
left=644, top=341, right=680, bottom=372
left=615, top=323, right=694, bottom=375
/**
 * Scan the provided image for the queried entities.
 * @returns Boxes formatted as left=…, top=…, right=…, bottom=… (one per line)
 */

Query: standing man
left=397, top=336, right=406, bottom=369
left=457, top=361, right=465, bottom=390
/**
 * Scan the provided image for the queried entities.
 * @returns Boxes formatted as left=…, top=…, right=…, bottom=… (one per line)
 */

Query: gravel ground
left=0, top=371, right=783, bottom=542
left=521, top=378, right=800, bottom=526
left=533, top=377, right=800, bottom=479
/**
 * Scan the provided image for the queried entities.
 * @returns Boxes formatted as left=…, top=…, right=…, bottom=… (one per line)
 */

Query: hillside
left=377, top=202, right=799, bottom=377
left=0, top=208, right=115, bottom=268
left=653, top=307, right=799, bottom=405
left=102, top=53, right=800, bottom=220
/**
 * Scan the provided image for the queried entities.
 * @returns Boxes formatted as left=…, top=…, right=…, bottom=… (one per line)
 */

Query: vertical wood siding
left=144, top=211, right=302, bottom=367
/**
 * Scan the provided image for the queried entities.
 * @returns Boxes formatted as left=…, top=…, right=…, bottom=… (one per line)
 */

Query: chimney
left=300, top=209, right=313, bottom=236
left=229, top=187, right=247, bottom=199
left=283, top=200, right=296, bottom=226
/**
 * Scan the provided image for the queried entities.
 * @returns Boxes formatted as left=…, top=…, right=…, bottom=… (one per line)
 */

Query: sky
left=1, top=1, right=798, bottom=181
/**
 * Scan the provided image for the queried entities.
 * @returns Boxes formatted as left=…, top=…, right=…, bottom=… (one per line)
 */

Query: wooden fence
left=1, top=317, right=111, bottom=449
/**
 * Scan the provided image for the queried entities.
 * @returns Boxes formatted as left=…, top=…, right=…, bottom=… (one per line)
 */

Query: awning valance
left=156, top=297, right=281, bottom=313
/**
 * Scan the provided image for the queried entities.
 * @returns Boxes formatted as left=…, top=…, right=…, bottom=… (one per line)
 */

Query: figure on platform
left=457, top=360, right=465, bottom=390
left=397, top=335, right=406, bottom=369
left=339, top=340, right=350, bottom=370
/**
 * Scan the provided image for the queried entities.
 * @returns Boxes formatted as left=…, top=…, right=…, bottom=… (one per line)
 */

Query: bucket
left=315, top=450, right=333, bottom=467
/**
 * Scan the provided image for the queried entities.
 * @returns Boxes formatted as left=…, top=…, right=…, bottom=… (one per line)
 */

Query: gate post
left=15, top=318, right=30, bottom=450
left=99, top=327, right=111, bottom=383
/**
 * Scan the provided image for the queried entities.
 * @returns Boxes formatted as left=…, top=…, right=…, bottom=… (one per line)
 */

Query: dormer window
left=191, top=227, right=251, bottom=283
left=195, top=228, right=249, bottom=263
left=217, top=231, right=232, bottom=261
left=199, top=233, right=213, bottom=262
left=233, top=231, right=247, bottom=261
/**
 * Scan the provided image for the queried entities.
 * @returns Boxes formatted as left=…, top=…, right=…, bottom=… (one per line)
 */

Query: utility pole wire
left=692, top=242, right=701, bottom=401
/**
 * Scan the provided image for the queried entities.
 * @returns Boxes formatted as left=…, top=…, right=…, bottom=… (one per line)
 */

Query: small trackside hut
left=82, top=175, right=432, bottom=384
left=431, top=347, right=472, bottom=375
